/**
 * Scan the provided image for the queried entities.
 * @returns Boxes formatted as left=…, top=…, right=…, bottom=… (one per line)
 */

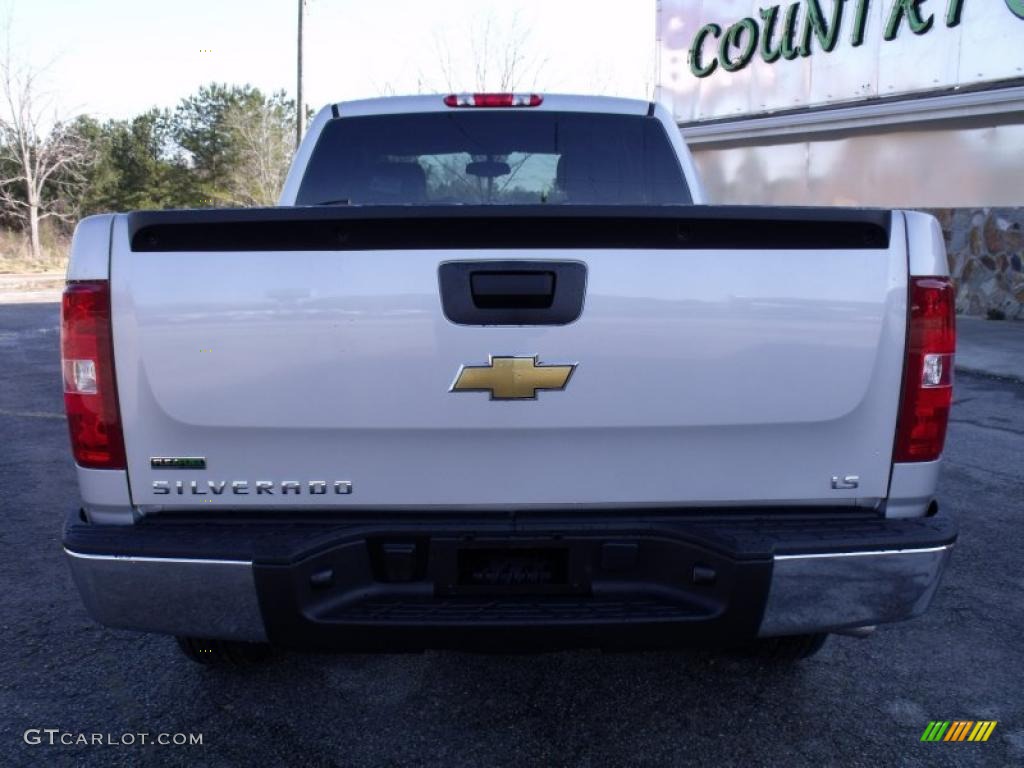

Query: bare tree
left=222, top=97, right=294, bottom=207
left=414, top=11, right=551, bottom=204
left=0, top=41, right=89, bottom=261
left=428, top=10, right=546, bottom=93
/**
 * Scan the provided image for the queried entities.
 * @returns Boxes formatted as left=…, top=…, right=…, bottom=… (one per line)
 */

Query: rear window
left=295, top=111, right=691, bottom=207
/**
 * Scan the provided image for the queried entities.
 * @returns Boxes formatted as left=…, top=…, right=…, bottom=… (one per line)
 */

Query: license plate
left=457, top=547, right=569, bottom=588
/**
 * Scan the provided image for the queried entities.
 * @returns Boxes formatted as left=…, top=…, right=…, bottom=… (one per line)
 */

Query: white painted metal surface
left=76, top=467, right=133, bottom=524
left=66, top=214, right=114, bottom=281
left=109, top=211, right=910, bottom=511
left=67, top=99, right=954, bottom=519
left=887, top=460, right=943, bottom=518
left=904, top=211, right=949, bottom=277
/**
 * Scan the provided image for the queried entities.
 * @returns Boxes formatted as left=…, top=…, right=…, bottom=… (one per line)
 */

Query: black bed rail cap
left=127, top=205, right=892, bottom=252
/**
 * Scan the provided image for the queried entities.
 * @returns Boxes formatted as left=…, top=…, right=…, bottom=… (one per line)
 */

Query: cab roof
left=327, top=93, right=655, bottom=119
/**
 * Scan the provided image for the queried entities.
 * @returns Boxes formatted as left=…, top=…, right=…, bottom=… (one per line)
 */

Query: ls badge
left=450, top=356, right=575, bottom=400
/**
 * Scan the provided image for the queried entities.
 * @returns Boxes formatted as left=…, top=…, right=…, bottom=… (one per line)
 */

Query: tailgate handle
left=470, top=271, right=555, bottom=309
left=439, top=261, right=586, bottom=326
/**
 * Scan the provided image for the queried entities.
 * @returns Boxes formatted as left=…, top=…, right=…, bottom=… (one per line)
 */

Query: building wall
left=659, top=2, right=1024, bottom=320
left=686, top=118, right=1024, bottom=209
left=925, top=208, right=1024, bottom=320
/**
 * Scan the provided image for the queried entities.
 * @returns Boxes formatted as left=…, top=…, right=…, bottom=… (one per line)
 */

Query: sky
left=10, top=0, right=657, bottom=122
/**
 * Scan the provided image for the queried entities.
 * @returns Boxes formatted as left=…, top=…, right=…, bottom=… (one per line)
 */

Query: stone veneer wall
left=922, top=208, right=1024, bottom=320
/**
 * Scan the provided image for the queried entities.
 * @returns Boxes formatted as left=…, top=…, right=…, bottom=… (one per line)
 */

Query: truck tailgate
left=110, top=207, right=906, bottom=511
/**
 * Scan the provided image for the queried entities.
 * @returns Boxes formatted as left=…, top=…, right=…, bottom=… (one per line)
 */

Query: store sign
left=657, top=0, right=1024, bottom=122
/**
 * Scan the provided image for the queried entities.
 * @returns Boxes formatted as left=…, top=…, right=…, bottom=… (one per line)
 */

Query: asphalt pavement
left=1, top=301, right=1022, bottom=767
left=956, top=316, right=1024, bottom=383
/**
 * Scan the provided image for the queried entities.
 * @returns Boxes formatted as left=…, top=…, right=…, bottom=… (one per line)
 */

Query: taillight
left=443, top=93, right=543, bottom=108
left=61, top=281, right=126, bottom=469
left=894, top=276, right=956, bottom=462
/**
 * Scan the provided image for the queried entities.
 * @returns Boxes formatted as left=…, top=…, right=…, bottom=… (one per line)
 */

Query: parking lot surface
left=2, top=302, right=1021, bottom=767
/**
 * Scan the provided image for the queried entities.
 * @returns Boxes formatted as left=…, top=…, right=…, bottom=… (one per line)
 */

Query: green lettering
left=760, top=3, right=803, bottom=63
left=884, top=0, right=934, bottom=40
left=720, top=18, right=760, bottom=72
left=689, top=23, right=722, bottom=78
left=851, top=0, right=871, bottom=46
left=945, top=0, right=965, bottom=26
left=759, top=6, right=783, bottom=62
left=800, top=0, right=847, bottom=55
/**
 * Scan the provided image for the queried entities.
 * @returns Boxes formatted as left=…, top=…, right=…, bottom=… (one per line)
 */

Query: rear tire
left=743, top=633, right=828, bottom=662
left=175, top=636, right=274, bottom=666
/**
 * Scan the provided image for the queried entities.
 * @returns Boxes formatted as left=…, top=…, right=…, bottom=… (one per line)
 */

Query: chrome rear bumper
left=65, top=534, right=953, bottom=645
left=65, top=550, right=268, bottom=642
left=757, top=544, right=953, bottom=637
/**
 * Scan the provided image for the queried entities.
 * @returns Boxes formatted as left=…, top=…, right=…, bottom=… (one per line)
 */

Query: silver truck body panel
left=74, top=468, right=133, bottom=525
left=66, top=214, right=114, bottom=281
left=110, top=215, right=910, bottom=512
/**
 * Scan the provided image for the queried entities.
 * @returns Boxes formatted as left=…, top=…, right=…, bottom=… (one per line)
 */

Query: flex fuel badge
left=150, top=457, right=207, bottom=469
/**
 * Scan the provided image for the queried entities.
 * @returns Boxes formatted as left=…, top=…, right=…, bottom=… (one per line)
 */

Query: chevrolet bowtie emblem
left=450, top=356, right=576, bottom=400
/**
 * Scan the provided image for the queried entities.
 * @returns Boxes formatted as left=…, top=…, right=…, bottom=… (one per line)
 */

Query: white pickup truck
left=61, top=94, right=957, bottom=664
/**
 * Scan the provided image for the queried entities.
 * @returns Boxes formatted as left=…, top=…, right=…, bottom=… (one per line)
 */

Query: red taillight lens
left=894, top=277, right=956, bottom=462
left=61, top=281, right=126, bottom=469
left=443, top=93, right=543, bottom=108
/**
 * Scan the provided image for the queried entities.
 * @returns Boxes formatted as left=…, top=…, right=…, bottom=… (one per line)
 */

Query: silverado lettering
left=151, top=480, right=353, bottom=495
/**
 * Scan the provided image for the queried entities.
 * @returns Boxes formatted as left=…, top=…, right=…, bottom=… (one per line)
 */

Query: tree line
left=0, top=8, right=544, bottom=266
left=73, top=84, right=302, bottom=213
left=0, top=76, right=300, bottom=263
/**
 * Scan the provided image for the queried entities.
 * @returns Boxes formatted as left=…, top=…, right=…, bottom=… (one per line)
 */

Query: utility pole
left=296, top=0, right=305, bottom=148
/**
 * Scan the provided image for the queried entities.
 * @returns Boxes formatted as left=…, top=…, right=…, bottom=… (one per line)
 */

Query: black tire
left=176, top=636, right=274, bottom=666
left=743, top=633, right=829, bottom=662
